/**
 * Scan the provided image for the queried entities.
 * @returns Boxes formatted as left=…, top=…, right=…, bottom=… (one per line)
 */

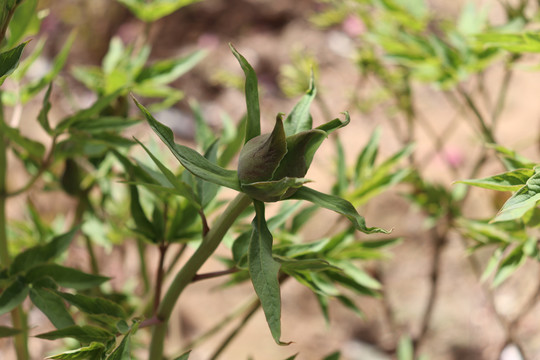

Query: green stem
left=148, top=193, right=252, bottom=359
left=0, top=92, right=28, bottom=360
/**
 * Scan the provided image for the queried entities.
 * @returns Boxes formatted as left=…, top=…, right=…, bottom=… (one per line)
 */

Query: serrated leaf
left=26, top=264, right=109, bottom=290
left=283, top=72, right=316, bottom=136
left=0, top=326, right=22, bottom=338
left=492, top=245, right=526, bottom=287
left=493, top=168, right=540, bottom=222
left=29, top=287, right=75, bottom=329
left=106, top=331, right=131, bottom=360
left=11, top=228, right=78, bottom=275
left=0, top=41, right=29, bottom=85
left=56, top=291, right=126, bottom=319
left=46, top=342, right=106, bottom=359
left=133, top=97, right=241, bottom=191
left=458, top=168, right=534, bottom=191
left=248, top=200, right=287, bottom=345
left=36, top=325, right=114, bottom=344
left=0, top=279, right=28, bottom=315
left=290, top=187, right=389, bottom=234
left=229, top=44, right=261, bottom=143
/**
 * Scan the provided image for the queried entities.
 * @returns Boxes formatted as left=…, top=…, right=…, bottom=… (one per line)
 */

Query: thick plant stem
left=148, top=193, right=252, bottom=360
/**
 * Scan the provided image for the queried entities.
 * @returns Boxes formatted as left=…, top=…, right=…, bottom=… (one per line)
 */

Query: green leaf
left=354, top=127, right=380, bottom=183
left=135, top=138, right=201, bottom=208
left=315, top=111, right=350, bottom=134
left=29, top=287, right=75, bottom=329
left=0, top=119, right=45, bottom=158
left=290, top=187, right=389, bottom=234
left=46, top=342, right=106, bottom=359
left=248, top=200, right=287, bottom=345
left=56, top=291, right=126, bottom=319
left=458, top=168, right=534, bottom=191
left=137, top=49, right=207, bottom=85
left=0, top=41, right=29, bottom=85
left=117, top=0, right=202, bottom=22
left=36, top=325, right=114, bottom=344
left=190, top=99, right=215, bottom=151
left=397, top=336, right=414, bottom=360
left=26, top=264, right=109, bottom=290
left=70, top=116, right=140, bottom=133
left=38, top=83, right=53, bottom=134
left=229, top=44, right=261, bottom=143
left=278, top=257, right=340, bottom=273
left=0, top=326, right=22, bottom=338
left=133, top=97, right=241, bottom=191
left=11, top=228, right=78, bottom=275
left=283, top=354, right=298, bottom=360
left=6, top=0, right=40, bottom=49
left=0, top=279, right=29, bottom=315
left=323, top=351, right=341, bottom=360
left=283, top=73, right=316, bottom=136
left=493, top=167, right=540, bottom=222
left=493, top=245, right=526, bottom=287
left=173, top=350, right=192, bottom=360
left=106, top=331, right=132, bottom=360
left=129, top=184, right=156, bottom=241
left=20, top=31, right=75, bottom=102
left=241, top=177, right=311, bottom=203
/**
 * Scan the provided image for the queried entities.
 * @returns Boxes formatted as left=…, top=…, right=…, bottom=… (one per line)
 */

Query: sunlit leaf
left=458, top=168, right=534, bottom=192
left=229, top=44, right=261, bottom=143
left=492, top=245, right=526, bottom=287
left=493, top=168, right=540, bottom=222
left=36, top=325, right=114, bottom=344
left=46, top=342, right=106, bottom=359
left=0, top=40, right=29, bottom=85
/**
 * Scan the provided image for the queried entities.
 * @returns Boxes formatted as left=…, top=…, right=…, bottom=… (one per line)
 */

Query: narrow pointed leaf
left=134, top=138, right=201, bottom=207
left=133, top=97, right=240, bottom=191
left=493, top=168, right=540, bottom=222
left=137, top=49, right=207, bottom=85
left=46, top=342, right=106, bottom=359
left=355, top=127, right=381, bottom=182
left=0, top=41, right=29, bottom=85
left=11, top=227, right=78, bottom=275
left=316, top=111, right=350, bottom=134
left=107, top=332, right=132, bottom=360
left=248, top=200, right=287, bottom=345
left=284, top=73, right=316, bottom=136
left=174, top=350, right=192, bottom=360
left=0, top=326, right=21, bottom=338
left=36, top=325, right=114, bottom=344
left=0, top=279, right=29, bottom=315
left=26, top=264, right=109, bottom=290
left=290, top=187, right=389, bottom=234
left=29, top=287, right=75, bottom=329
left=229, top=44, right=261, bottom=143
left=129, top=185, right=156, bottom=241
left=38, top=83, right=53, bottom=134
left=458, top=168, right=534, bottom=191
left=492, top=245, right=526, bottom=287
left=0, top=120, right=45, bottom=158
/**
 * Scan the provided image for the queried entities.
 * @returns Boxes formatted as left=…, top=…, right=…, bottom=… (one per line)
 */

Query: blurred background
left=4, top=0, right=540, bottom=359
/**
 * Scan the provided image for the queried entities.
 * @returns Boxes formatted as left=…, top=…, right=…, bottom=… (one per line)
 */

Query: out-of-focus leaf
left=37, top=83, right=53, bottom=133
left=290, top=187, right=389, bottom=234
left=354, top=127, right=381, bottom=183
left=0, top=326, right=21, bottom=338
left=7, top=0, right=41, bottom=48
left=173, top=350, right=192, bottom=360
left=492, top=245, right=526, bottom=287
left=36, top=325, right=114, bottom=344
left=458, top=168, right=534, bottom=191
left=0, top=279, right=29, bottom=315
left=133, top=97, right=241, bottom=191
left=137, top=49, right=206, bottom=85
left=46, top=342, right=106, bottom=359
left=29, top=287, right=75, bottom=329
left=26, top=264, right=109, bottom=290
left=56, top=291, right=126, bottom=319
left=323, top=351, right=341, bottom=360
left=20, top=31, right=75, bottom=102
left=493, top=167, right=540, bottom=222
left=0, top=120, right=45, bottom=158
left=229, top=44, right=261, bottom=143
left=248, top=200, right=287, bottom=345
left=0, top=40, right=29, bottom=85
left=11, top=228, right=78, bottom=275
left=397, top=335, right=414, bottom=360
left=117, top=0, right=203, bottom=22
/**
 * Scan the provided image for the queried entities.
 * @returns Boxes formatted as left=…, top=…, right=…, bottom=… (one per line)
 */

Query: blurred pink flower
left=343, top=15, right=365, bottom=37
left=442, top=147, right=464, bottom=168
